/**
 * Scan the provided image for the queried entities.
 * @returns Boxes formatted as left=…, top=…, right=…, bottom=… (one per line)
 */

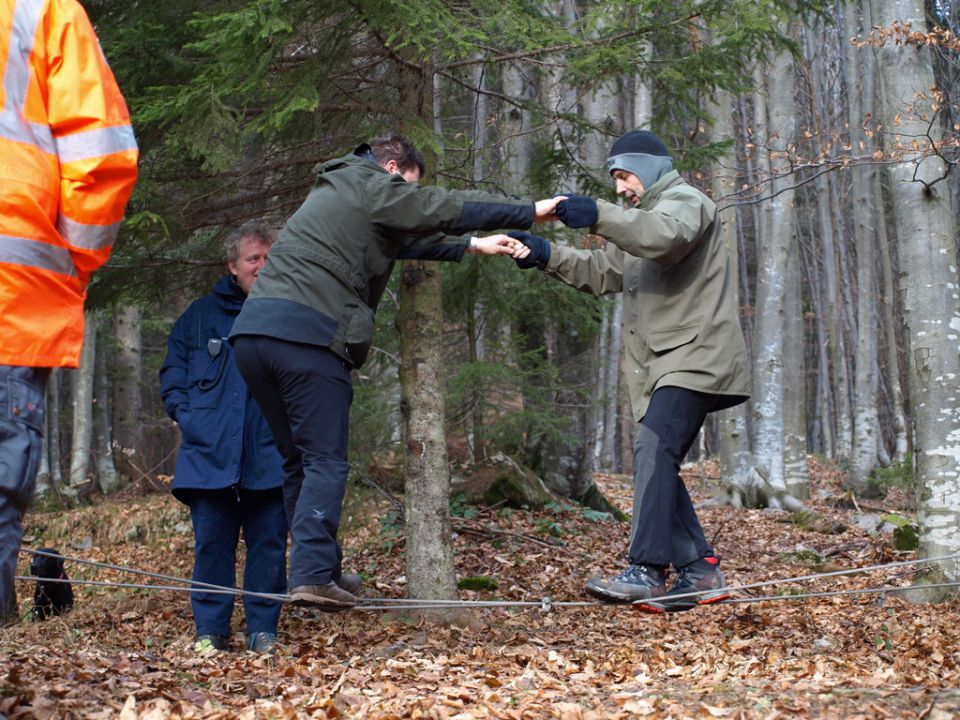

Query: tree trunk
left=398, top=65, right=459, bottom=609
left=94, top=312, right=120, bottom=494
left=399, top=259, right=459, bottom=603
left=69, top=311, right=97, bottom=494
left=34, top=414, right=51, bottom=499
left=707, top=83, right=752, bottom=489
left=876, top=171, right=909, bottom=460
left=742, top=52, right=804, bottom=509
left=580, top=50, right=621, bottom=473
left=112, top=304, right=144, bottom=481
left=844, top=0, right=883, bottom=491
left=872, top=0, right=960, bottom=593
left=535, top=0, right=598, bottom=500
left=783, top=227, right=809, bottom=500
left=467, top=54, right=489, bottom=464
left=47, top=369, right=63, bottom=489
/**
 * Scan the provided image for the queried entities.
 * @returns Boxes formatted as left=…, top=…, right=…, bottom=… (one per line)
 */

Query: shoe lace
left=614, top=565, right=661, bottom=584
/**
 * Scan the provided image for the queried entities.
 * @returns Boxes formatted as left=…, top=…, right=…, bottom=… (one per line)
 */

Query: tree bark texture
left=112, top=304, right=144, bottom=480
left=873, top=0, right=960, bottom=587
left=69, top=311, right=96, bottom=491
left=399, top=260, right=459, bottom=602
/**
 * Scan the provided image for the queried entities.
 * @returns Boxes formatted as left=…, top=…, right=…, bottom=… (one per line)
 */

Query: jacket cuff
left=454, top=201, right=534, bottom=234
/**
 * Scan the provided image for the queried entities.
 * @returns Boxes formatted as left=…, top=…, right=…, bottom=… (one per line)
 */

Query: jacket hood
left=214, top=274, right=246, bottom=313
left=638, top=170, right=682, bottom=210
left=315, top=147, right=384, bottom=177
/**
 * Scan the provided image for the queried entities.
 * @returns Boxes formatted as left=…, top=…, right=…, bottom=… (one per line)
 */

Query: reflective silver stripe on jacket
left=57, top=124, right=138, bottom=163
left=2, top=0, right=55, bottom=153
left=57, top=215, right=120, bottom=251
left=0, top=235, right=78, bottom=277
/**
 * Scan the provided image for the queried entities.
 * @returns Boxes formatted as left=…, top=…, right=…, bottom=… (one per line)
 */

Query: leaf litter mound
left=3, top=459, right=960, bottom=719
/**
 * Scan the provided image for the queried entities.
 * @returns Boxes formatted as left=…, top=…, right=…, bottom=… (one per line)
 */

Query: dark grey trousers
left=233, top=336, right=353, bottom=589
left=628, top=386, right=734, bottom=568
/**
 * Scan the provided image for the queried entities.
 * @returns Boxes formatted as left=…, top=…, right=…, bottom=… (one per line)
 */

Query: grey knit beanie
left=606, top=130, right=674, bottom=190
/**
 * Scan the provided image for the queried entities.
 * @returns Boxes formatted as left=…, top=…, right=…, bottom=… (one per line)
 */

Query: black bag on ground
left=30, top=548, right=74, bottom=621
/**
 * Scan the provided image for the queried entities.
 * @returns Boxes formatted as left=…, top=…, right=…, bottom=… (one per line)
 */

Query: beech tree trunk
left=844, top=0, right=883, bottom=491
left=112, top=304, right=144, bottom=481
left=69, top=311, right=96, bottom=494
left=94, top=312, right=120, bottom=494
left=872, top=0, right=960, bottom=593
left=707, top=82, right=752, bottom=489
left=741, top=48, right=805, bottom=509
left=47, top=369, right=63, bottom=489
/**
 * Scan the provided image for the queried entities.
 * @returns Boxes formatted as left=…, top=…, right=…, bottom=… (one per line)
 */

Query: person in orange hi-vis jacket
left=0, top=0, right=138, bottom=623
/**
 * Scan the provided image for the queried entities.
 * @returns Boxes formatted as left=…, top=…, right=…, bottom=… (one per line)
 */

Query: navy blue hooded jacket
left=160, top=275, right=283, bottom=499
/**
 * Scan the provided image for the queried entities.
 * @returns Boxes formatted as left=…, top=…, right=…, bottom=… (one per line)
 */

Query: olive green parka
left=231, top=149, right=534, bottom=367
left=544, top=170, right=749, bottom=421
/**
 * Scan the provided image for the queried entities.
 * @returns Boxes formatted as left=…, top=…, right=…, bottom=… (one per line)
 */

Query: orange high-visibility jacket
left=0, top=0, right=138, bottom=368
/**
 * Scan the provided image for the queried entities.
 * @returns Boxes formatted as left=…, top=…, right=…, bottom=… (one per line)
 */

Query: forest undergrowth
left=2, top=458, right=959, bottom=719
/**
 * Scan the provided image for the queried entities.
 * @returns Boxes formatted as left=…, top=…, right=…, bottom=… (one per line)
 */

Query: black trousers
left=628, top=386, right=736, bottom=568
left=233, top=336, right=352, bottom=588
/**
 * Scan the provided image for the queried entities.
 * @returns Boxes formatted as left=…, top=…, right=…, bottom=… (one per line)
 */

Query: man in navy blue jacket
left=160, top=221, right=287, bottom=654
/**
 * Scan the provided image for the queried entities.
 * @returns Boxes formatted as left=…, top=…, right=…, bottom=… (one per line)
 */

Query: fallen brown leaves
left=3, top=459, right=959, bottom=719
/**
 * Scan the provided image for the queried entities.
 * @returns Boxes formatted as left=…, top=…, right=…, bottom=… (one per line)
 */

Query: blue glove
left=508, top=231, right=551, bottom=270
left=556, top=194, right=598, bottom=229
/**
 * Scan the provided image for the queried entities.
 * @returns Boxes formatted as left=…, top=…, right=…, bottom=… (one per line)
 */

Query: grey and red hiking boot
left=635, top=556, right=730, bottom=613
left=585, top=564, right=667, bottom=603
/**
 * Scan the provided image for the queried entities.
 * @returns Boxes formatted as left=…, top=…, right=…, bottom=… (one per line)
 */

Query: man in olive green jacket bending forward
left=231, top=133, right=559, bottom=611
left=503, top=129, right=750, bottom=613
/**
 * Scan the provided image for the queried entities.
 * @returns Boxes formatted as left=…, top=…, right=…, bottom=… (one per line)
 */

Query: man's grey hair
left=223, top=220, right=275, bottom=263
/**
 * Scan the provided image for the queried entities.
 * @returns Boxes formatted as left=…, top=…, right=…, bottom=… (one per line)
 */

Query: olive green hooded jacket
left=231, top=148, right=534, bottom=367
left=544, top=170, right=749, bottom=421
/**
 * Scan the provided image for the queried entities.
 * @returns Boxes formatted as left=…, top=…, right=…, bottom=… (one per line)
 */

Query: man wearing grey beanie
left=500, top=129, right=750, bottom=613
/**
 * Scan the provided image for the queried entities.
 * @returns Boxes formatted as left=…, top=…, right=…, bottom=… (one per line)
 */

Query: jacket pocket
left=188, top=343, right=228, bottom=409
left=646, top=323, right=700, bottom=355
left=4, top=376, right=45, bottom=434
left=343, top=301, right=375, bottom=367
left=0, top=375, right=45, bottom=505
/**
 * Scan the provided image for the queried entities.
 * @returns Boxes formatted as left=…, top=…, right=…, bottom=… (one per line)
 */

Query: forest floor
left=2, top=458, right=960, bottom=719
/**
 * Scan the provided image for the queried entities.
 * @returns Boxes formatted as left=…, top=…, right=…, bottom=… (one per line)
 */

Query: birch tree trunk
left=69, top=311, right=97, bottom=493
left=872, top=0, right=960, bottom=593
left=398, top=65, right=458, bottom=609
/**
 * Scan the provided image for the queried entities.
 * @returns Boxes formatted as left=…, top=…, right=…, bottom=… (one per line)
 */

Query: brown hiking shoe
left=290, top=582, right=358, bottom=611
left=338, top=573, right=362, bottom=595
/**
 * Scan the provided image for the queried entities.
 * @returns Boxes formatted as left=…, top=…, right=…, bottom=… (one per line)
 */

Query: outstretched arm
left=466, top=234, right=531, bottom=259
left=534, top=196, right=568, bottom=223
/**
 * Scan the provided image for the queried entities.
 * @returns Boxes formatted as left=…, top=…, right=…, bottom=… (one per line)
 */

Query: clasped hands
left=475, top=193, right=599, bottom=269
